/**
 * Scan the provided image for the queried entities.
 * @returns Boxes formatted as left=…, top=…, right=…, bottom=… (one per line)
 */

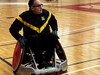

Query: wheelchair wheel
left=12, top=42, right=24, bottom=73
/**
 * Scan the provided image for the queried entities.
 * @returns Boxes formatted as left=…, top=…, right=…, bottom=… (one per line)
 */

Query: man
left=9, top=0, right=66, bottom=68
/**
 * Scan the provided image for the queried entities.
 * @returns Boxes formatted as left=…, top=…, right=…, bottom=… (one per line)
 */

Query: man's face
left=31, top=0, right=43, bottom=14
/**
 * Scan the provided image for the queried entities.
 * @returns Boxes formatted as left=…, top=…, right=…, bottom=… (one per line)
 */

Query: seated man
left=9, top=0, right=66, bottom=68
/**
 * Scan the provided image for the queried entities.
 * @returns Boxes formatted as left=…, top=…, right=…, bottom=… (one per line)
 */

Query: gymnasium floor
left=0, top=0, right=100, bottom=75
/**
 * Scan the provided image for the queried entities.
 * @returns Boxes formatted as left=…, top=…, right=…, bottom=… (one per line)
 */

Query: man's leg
left=42, top=33, right=59, bottom=62
left=26, top=35, right=44, bottom=64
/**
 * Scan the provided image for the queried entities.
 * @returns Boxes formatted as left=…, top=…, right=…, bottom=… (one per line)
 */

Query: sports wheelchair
left=12, top=40, right=67, bottom=75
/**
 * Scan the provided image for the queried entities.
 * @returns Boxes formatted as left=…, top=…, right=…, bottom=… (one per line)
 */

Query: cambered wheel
left=12, top=42, right=24, bottom=73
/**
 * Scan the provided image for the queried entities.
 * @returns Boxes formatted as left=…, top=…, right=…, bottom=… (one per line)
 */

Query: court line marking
left=64, top=40, right=100, bottom=48
left=0, top=2, right=27, bottom=5
left=61, top=65, right=100, bottom=75
left=68, top=58, right=100, bottom=66
left=0, top=57, right=12, bottom=66
left=56, top=2, right=100, bottom=13
left=0, top=39, right=100, bottom=47
left=0, top=2, right=51, bottom=5
left=60, top=23, right=100, bottom=36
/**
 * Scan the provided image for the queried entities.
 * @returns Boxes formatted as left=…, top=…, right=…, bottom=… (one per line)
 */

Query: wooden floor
left=0, top=0, right=100, bottom=75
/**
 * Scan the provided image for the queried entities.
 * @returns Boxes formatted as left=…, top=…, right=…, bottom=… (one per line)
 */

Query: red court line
left=56, top=2, right=100, bottom=13
left=65, top=2, right=100, bottom=6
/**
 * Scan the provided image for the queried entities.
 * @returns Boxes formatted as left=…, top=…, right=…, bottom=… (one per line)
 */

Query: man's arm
left=49, top=14, right=58, bottom=36
left=49, top=14, right=58, bottom=32
left=9, top=19, right=23, bottom=40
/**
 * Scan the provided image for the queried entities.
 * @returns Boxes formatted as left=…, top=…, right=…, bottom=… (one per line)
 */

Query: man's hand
left=52, top=30, right=58, bottom=36
left=18, top=37, right=26, bottom=48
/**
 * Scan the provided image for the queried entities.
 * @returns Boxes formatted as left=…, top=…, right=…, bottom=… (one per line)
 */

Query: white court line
left=69, top=23, right=100, bottom=32
left=0, top=2, right=27, bottom=5
left=0, top=2, right=51, bottom=5
left=60, top=23, right=100, bottom=36
left=61, top=65, right=100, bottom=75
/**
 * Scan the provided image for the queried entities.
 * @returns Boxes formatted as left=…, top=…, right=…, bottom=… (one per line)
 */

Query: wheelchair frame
left=12, top=41, right=67, bottom=75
